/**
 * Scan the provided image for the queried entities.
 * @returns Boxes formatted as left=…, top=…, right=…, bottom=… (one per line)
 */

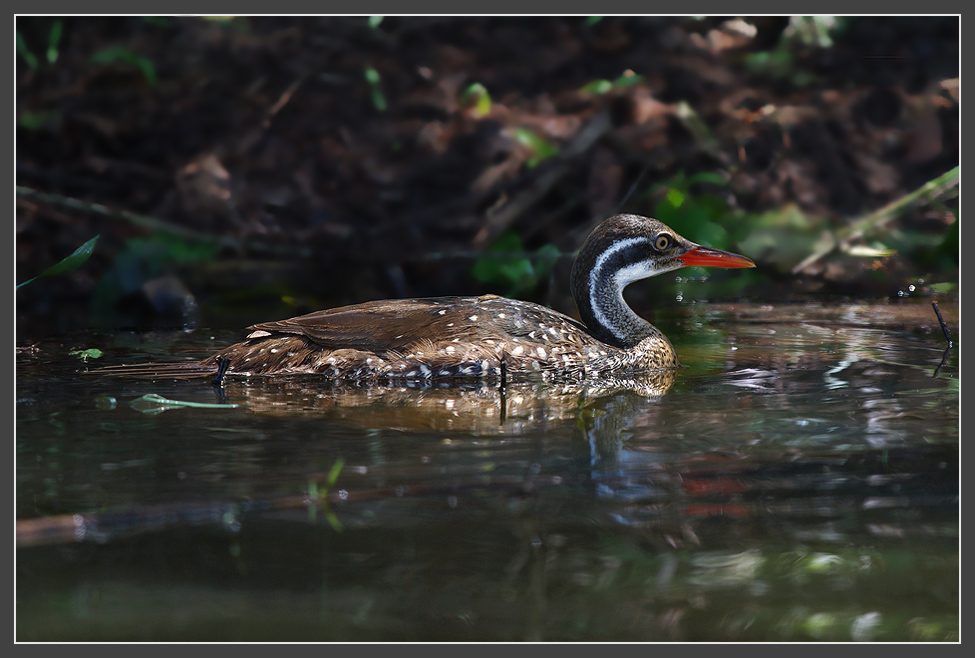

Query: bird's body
left=195, top=294, right=677, bottom=380
left=101, top=214, right=754, bottom=382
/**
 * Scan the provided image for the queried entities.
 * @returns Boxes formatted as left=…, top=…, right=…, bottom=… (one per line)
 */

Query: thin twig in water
left=932, top=302, right=952, bottom=346
left=212, top=357, right=230, bottom=387
left=931, top=302, right=952, bottom=379
left=933, top=346, right=951, bottom=379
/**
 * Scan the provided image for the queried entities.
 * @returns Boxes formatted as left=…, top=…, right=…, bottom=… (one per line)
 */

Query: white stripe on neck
left=588, top=237, right=682, bottom=344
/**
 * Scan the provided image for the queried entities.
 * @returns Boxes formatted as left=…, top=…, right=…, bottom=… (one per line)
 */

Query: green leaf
left=665, top=187, right=686, bottom=209
left=579, top=79, right=613, bottom=95
left=931, top=218, right=958, bottom=266
left=368, top=16, right=384, bottom=28
left=693, top=221, right=730, bottom=250
left=511, top=127, right=559, bottom=168
left=90, top=46, right=157, bottom=85
left=127, top=234, right=220, bottom=265
left=17, top=235, right=99, bottom=289
left=743, top=50, right=796, bottom=79
left=612, top=71, right=644, bottom=88
left=928, top=282, right=957, bottom=294
left=141, top=17, right=172, bottom=28
left=18, top=110, right=61, bottom=131
left=472, top=232, right=524, bottom=285
left=364, top=67, right=386, bottom=111
left=69, top=348, right=103, bottom=362
left=471, top=232, right=560, bottom=294
left=17, top=31, right=38, bottom=69
left=371, top=88, right=387, bottom=112
left=46, top=19, right=63, bottom=64
left=326, top=458, right=345, bottom=488
left=326, top=510, right=344, bottom=532
left=535, top=243, right=560, bottom=268
left=460, top=83, right=492, bottom=117
left=685, top=171, right=728, bottom=187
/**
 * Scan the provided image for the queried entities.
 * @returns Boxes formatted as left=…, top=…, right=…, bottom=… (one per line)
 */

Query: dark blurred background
left=15, top=16, right=959, bottom=336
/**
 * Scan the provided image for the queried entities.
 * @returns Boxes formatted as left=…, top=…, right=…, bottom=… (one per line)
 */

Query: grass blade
left=17, top=235, right=99, bottom=289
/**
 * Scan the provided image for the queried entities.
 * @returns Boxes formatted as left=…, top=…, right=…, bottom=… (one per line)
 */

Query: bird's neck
left=570, top=235, right=673, bottom=349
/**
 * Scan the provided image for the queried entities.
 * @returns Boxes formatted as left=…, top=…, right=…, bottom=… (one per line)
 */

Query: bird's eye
left=654, top=234, right=671, bottom=250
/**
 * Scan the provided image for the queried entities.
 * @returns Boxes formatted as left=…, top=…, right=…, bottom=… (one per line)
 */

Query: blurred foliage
left=45, top=19, right=63, bottom=64
left=578, top=78, right=613, bottom=96
left=736, top=206, right=825, bottom=274
left=928, top=215, right=959, bottom=269
left=363, top=66, right=387, bottom=112
left=140, top=17, right=172, bottom=28
left=786, top=16, right=848, bottom=48
left=17, top=109, right=61, bottom=132
left=459, top=82, right=492, bottom=117
left=511, top=127, right=559, bottom=169
left=16, top=30, right=39, bottom=69
left=471, top=231, right=560, bottom=297
left=15, top=16, right=959, bottom=321
left=649, top=171, right=742, bottom=250
left=90, top=235, right=218, bottom=316
left=579, top=69, right=645, bottom=96
left=742, top=17, right=852, bottom=86
left=648, top=165, right=958, bottom=285
left=16, top=19, right=63, bottom=69
left=307, top=458, right=345, bottom=532
left=645, top=172, right=767, bottom=296
left=90, top=46, right=158, bottom=85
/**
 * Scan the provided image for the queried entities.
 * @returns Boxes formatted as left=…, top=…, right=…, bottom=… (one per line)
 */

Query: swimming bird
left=100, top=213, right=754, bottom=382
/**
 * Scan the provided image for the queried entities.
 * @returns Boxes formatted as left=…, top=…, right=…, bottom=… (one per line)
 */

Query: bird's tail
left=90, top=360, right=219, bottom=380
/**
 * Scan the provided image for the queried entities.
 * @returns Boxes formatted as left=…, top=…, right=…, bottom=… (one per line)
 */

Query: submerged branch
left=16, top=473, right=563, bottom=547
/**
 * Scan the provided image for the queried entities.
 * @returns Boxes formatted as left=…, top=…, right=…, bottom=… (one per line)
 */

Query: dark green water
left=16, top=299, right=958, bottom=641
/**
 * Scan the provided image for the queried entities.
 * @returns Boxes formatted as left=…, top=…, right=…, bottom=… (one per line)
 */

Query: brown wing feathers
left=247, top=298, right=477, bottom=354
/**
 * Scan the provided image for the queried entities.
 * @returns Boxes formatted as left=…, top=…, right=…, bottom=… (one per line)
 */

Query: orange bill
left=680, top=244, right=756, bottom=269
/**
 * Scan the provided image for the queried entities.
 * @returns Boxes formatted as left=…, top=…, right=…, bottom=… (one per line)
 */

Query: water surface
left=16, top=299, right=959, bottom=641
